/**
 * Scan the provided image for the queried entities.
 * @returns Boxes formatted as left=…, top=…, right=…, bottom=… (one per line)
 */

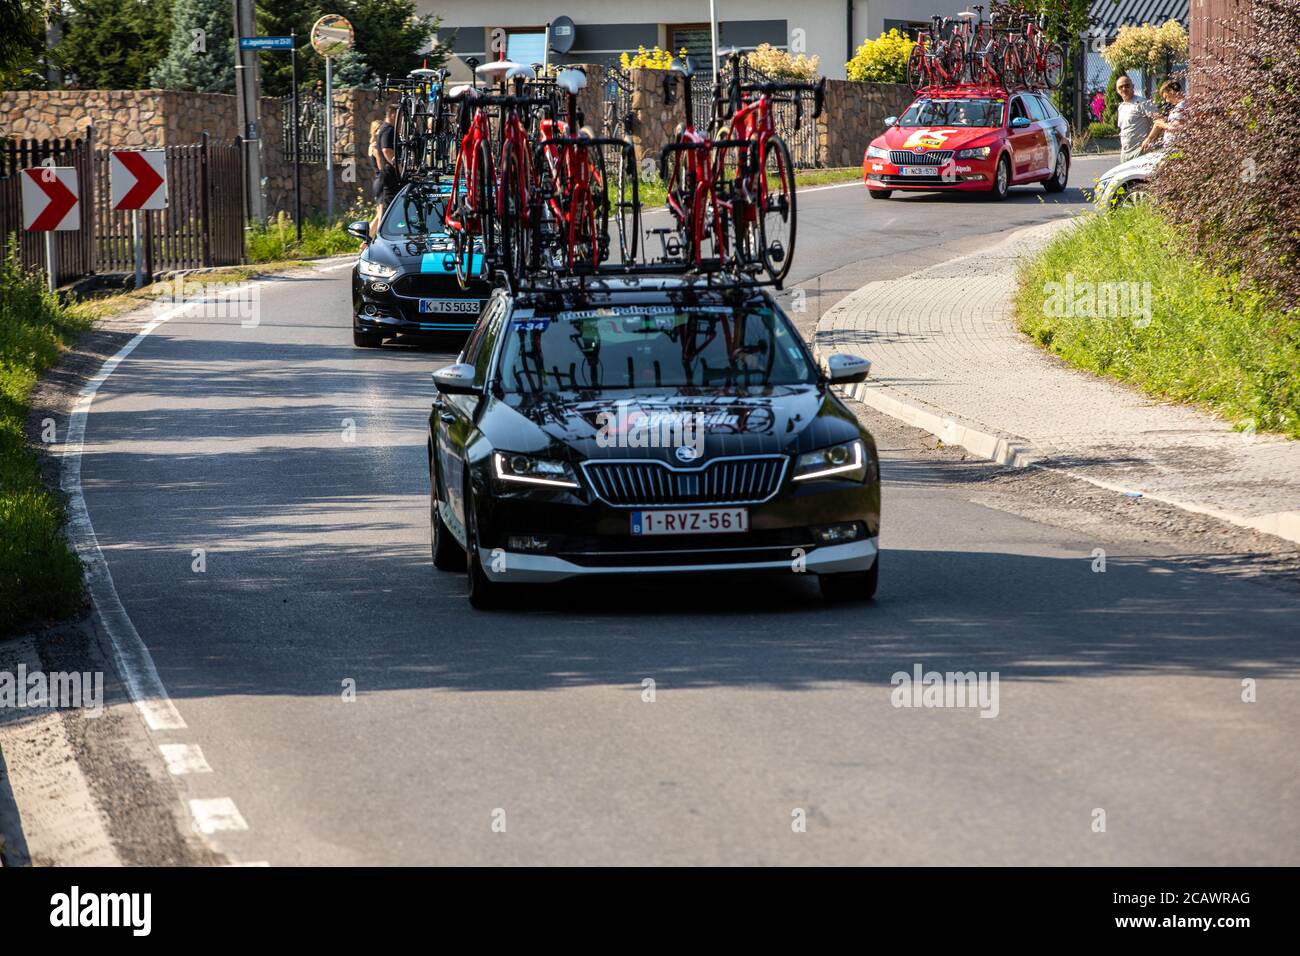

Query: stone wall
left=818, top=81, right=914, bottom=169
left=0, top=88, right=385, bottom=219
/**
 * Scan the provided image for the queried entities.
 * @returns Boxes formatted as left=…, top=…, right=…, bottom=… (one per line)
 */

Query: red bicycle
left=717, top=50, right=824, bottom=284
left=444, top=68, right=496, bottom=288
left=1002, top=12, right=1064, bottom=89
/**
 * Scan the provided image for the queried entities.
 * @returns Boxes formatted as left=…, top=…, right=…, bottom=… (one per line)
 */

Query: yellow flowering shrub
left=745, top=43, right=820, bottom=80
left=619, top=46, right=687, bottom=71
left=845, top=29, right=915, bottom=84
left=1102, top=20, right=1189, bottom=72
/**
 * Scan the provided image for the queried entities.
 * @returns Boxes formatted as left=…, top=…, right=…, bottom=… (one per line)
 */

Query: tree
left=0, top=0, right=46, bottom=89
left=150, top=0, right=235, bottom=93
left=332, top=49, right=377, bottom=90
left=256, top=0, right=442, bottom=96
left=57, top=0, right=173, bottom=89
left=1102, top=20, right=1189, bottom=76
left=845, top=30, right=914, bottom=84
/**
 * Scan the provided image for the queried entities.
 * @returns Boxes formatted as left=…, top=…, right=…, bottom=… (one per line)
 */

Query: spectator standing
left=1115, top=74, right=1157, bottom=162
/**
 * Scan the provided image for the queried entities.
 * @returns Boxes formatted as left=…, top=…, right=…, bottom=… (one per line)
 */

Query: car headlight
left=358, top=259, right=398, bottom=280
left=792, top=439, right=869, bottom=483
left=866, top=145, right=889, bottom=161
left=956, top=146, right=991, bottom=159
left=493, top=452, right=580, bottom=489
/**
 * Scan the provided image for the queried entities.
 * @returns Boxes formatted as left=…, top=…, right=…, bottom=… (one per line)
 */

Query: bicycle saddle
left=556, top=68, right=587, bottom=95
left=444, top=84, right=478, bottom=101
left=409, top=68, right=439, bottom=79
left=957, top=11, right=978, bottom=18
left=476, top=59, right=520, bottom=82
left=505, top=64, right=536, bottom=81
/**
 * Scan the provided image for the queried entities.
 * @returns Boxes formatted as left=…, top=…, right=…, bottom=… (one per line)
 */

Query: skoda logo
left=675, top=445, right=701, bottom=463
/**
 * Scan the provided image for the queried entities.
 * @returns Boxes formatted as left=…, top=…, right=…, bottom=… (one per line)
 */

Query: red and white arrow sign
left=21, top=167, right=80, bottom=231
left=111, top=149, right=168, bottom=211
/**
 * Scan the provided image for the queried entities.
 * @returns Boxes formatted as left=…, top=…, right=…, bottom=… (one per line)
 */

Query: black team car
left=348, top=181, right=491, bottom=347
left=427, top=276, right=881, bottom=609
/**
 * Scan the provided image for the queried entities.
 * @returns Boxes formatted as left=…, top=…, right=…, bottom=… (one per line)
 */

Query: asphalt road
left=75, top=158, right=1300, bottom=865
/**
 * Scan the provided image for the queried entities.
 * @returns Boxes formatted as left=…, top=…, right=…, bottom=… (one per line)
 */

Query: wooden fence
left=0, top=129, right=245, bottom=285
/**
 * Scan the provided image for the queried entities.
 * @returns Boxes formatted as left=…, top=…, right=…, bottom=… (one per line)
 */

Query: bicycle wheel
left=456, top=140, right=495, bottom=289
left=394, top=100, right=416, bottom=179
left=1002, top=44, right=1026, bottom=88
left=722, top=141, right=760, bottom=273
left=665, top=147, right=695, bottom=263
left=1041, top=43, right=1065, bottom=89
left=757, top=136, right=796, bottom=285
left=497, top=141, right=529, bottom=283
left=613, top=145, right=640, bottom=266
left=906, top=44, right=927, bottom=91
left=588, top=145, right=611, bottom=265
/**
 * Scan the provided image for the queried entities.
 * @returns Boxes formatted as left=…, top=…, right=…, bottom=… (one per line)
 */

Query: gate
left=689, top=60, right=822, bottom=168
left=0, top=135, right=96, bottom=284
left=282, top=92, right=326, bottom=164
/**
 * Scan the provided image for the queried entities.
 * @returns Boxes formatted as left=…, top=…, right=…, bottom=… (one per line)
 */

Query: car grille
left=392, top=273, right=463, bottom=297
left=889, top=150, right=953, bottom=165
left=582, top=456, right=788, bottom=507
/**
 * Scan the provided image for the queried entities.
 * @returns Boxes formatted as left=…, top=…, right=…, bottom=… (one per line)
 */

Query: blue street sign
left=240, top=36, right=294, bottom=50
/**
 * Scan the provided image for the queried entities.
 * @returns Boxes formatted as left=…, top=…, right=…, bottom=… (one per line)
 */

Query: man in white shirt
left=1142, top=80, right=1186, bottom=153
left=1115, top=74, right=1157, bottom=162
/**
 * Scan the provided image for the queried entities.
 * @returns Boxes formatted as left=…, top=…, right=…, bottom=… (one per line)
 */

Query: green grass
left=247, top=212, right=360, bottom=263
left=1, top=247, right=92, bottom=633
left=634, top=166, right=862, bottom=209
left=1015, top=205, right=1300, bottom=438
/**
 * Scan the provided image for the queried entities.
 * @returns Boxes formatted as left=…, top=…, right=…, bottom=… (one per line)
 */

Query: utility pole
left=233, top=0, right=265, bottom=221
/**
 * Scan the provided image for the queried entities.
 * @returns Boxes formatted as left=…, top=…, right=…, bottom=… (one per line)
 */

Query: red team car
left=863, top=85, right=1070, bottom=200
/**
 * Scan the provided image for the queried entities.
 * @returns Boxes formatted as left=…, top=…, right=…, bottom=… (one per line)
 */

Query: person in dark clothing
left=375, top=104, right=401, bottom=217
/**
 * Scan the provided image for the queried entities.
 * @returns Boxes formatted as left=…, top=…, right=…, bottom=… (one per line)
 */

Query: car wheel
left=867, top=188, right=892, bottom=200
left=430, top=453, right=466, bottom=572
left=819, top=552, right=879, bottom=603
left=985, top=156, right=1011, bottom=201
left=465, top=483, right=505, bottom=610
left=1043, top=150, right=1069, bottom=193
left=353, top=328, right=383, bottom=348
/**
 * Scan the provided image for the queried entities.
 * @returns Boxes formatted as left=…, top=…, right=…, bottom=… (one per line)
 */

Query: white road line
left=159, top=743, right=213, bottom=775
left=317, top=259, right=357, bottom=272
left=61, top=287, right=251, bottom=733
left=188, top=798, right=249, bottom=834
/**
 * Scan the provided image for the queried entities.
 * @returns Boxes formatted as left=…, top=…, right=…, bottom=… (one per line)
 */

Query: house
left=422, top=1, right=971, bottom=80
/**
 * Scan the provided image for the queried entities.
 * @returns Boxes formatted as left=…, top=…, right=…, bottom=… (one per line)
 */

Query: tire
left=430, top=449, right=466, bottom=572
left=906, top=44, right=926, bottom=91
left=457, top=139, right=495, bottom=289
left=613, top=144, right=640, bottom=266
left=1043, top=148, right=1069, bottom=193
left=819, top=552, right=879, bottom=603
left=757, top=136, right=796, bottom=284
left=1042, top=43, right=1065, bottom=90
left=353, top=328, right=382, bottom=348
left=986, top=155, right=1011, bottom=201
left=465, top=484, right=505, bottom=610
left=867, top=188, right=892, bottom=200
left=498, top=141, right=528, bottom=283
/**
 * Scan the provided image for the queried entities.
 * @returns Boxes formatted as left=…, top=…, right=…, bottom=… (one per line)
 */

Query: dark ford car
left=349, top=182, right=491, bottom=347
left=427, top=277, right=881, bottom=608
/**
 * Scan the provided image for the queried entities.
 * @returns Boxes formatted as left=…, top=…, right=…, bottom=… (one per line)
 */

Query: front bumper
left=863, top=157, right=995, bottom=191
left=353, top=270, right=487, bottom=336
left=478, top=537, right=878, bottom=582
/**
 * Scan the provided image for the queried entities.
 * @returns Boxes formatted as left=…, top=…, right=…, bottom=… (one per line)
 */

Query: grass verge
left=1015, top=204, right=1300, bottom=438
left=1, top=249, right=91, bottom=633
left=247, top=212, right=361, bottom=262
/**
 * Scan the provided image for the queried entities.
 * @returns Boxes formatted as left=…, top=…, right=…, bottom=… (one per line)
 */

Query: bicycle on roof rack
left=384, top=66, right=456, bottom=182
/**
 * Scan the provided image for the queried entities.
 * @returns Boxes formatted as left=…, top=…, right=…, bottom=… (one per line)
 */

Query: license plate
left=630, top=508, right=749, bottom=536
left=419, top=298, right=480, bottom=314
left=900, top=166, right=940, bottom=177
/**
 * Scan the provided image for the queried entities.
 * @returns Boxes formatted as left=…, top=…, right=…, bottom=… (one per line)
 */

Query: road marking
left=317, top=258, right=356, bottom=272
left=189, top=798, right=249, bottom=834
left=159, top=744, right=213, bottom=775
left=61, top=287, right=252, bottom=732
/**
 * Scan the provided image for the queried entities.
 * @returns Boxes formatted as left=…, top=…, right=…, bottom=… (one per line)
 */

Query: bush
left=1086, top=121, right=1119, bottom=138
left=0, top=244, right=88, bottom=633
left=1016, top=206, right=1300, bottom=438
left=619, top=46, right=685, bottom=71
left=246, top=211, right=361, bottom=262
left=1102, top=20, right=1189, bottom=73
left=745, top=43, right=819, bottom=80
left=845, top=29, right=914, bottom=84
left=1154, top=0, right=1300, bottom=307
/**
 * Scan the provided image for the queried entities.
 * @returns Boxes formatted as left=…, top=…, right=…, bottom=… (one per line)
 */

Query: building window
left=883, top=19, right=930, bottom=40
left=667, top=23, right=713, bottom=58
left=506, top=30, right=546, bottom=66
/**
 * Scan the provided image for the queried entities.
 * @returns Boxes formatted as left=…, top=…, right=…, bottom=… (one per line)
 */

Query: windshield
left=380, top=188, right=451, bottom=239
left=497, top=305, right=817, bottom=393
left=899, top=98, right=1005, bottom=128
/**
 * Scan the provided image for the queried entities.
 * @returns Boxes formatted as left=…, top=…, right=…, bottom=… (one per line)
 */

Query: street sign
left=21, top=167, right=79, bottom=231
left=310, top=15, right=354, bottom=56
left=110, top=149, right=168, bottom=211
left=240, top=36, right=294, bottom=50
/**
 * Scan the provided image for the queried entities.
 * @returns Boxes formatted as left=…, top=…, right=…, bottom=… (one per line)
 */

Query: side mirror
left=1010, top=116, right=1032, bottom=129
left=823, top=353, right=871, bottom=385
left=347, top=220, right=371, bottom=242
left=432, top=363, right=480, bottom=395
left=884, top=115, right=898, bottom=127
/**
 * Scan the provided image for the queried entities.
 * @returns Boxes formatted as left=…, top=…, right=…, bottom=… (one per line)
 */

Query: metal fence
left=0, top=131, right=245, bottom=285
left=281, top=92, right=326, bottom=164
left=691, top=60, right=822, bottom=168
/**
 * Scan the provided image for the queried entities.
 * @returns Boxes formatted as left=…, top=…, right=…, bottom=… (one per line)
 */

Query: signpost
left=21, top=166, right=80, bottom=293
left=311, top=15, right=355, bottom=221
left=232, top=0, right=265, bottom=222
left=110, top=149, right=168, bottom=288
left=238, top=33, right=301, bottom=237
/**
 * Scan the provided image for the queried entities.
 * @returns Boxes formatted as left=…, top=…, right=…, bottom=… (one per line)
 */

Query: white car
left=1093, top=150, right=1166, bottom=209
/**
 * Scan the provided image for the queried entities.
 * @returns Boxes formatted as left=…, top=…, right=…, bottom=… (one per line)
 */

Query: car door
left=1006, top=95, right=1045, bottom=181
left=437, top=300, right=504, bottom=540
